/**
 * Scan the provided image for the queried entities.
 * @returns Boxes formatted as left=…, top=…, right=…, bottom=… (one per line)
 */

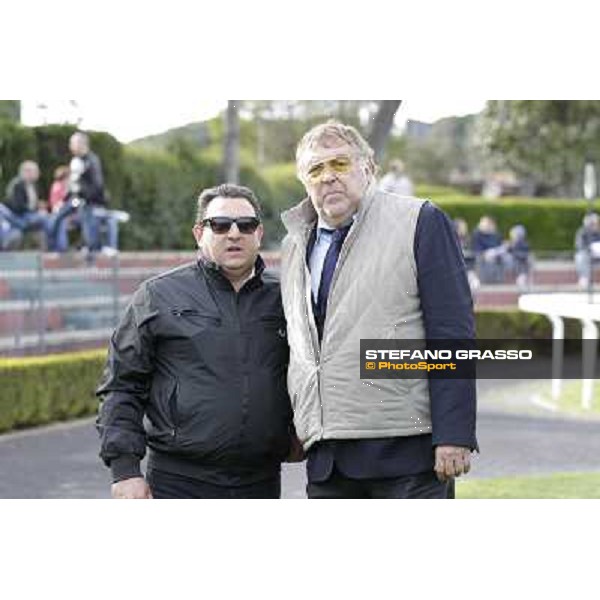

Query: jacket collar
left=281, top=181, right=378, bottom=241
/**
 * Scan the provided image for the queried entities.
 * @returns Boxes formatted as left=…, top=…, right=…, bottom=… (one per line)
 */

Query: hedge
left=119, top=147, right=277, bottom=250
left=432, top=196, right=589, bottom=253
left=0, top=310, right=588, bottom=433
left=476, top=309, right=582, bottom=342
left=0, top=350, right=106, bottom=433
left=0, top=121, right=37, bottom=192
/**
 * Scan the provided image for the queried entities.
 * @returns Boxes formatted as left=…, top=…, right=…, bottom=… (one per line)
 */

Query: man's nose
left=321, top=167, right=337, bottom=183
left=227, top=223, right=242, bottom=238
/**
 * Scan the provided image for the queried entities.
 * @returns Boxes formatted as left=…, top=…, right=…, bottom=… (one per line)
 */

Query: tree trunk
left=367, top=100, right=402, bottom=163
left=223, top=101, right=240, bottom=183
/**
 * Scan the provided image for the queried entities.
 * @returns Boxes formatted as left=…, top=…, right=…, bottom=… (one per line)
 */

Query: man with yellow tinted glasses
left=279, top=121, right=477, bottom=499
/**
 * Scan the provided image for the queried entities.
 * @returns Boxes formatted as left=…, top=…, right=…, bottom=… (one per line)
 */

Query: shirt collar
left=316, top=213, right=357, bottom=243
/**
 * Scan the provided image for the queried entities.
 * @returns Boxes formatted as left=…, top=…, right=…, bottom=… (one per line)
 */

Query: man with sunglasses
left=97, top=184, right=297, bottom=499
left=280, top=122, right=477, bottom=499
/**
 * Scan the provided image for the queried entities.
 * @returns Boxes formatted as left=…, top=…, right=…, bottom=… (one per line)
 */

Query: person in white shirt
left=378, top=159, right=414, bottom=196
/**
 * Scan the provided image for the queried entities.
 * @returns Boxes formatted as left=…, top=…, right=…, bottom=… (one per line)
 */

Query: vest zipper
left=300, top=259, right=324, bottom=432
left=316, top=222, right=358, bottom=436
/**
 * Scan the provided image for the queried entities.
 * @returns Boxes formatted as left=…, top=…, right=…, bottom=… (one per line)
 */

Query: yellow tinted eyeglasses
left=306, top=156, right=353, bottom=183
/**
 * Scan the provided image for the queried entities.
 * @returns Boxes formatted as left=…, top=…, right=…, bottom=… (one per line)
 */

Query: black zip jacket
left=96, top=255, right=292, bottom=485
left=75, top=151, right=105, bottom=206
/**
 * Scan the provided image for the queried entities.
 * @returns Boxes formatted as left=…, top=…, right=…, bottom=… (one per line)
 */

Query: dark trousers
left=146, top=469, right=281, bottom=499
left=307, top=467, right=451, bottom=499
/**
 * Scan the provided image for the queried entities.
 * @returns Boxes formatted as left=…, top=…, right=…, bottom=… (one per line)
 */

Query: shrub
left=432, top=197, right=588, bottom=253
left=119, top=147, right=275, bottom=250
left=260, top=163, right=305, bottom=245
left=0, top=350, right=106, bottom=433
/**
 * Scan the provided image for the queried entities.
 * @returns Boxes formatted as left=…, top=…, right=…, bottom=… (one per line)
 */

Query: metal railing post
left=36, top=252, right=46, bottom=354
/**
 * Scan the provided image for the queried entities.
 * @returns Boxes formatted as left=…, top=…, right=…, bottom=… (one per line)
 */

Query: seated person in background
left=505, top=224, right=531, bottom=289
left=378, top=159, right=415, bottom=196
left=471, top=215, right=510, bottom=283
left=574, top=212, right=600, bottom=289
left=454, top=217, right=479, bottom=290
left=0, top=161, right=52, bottom=249
left=51, top=132, right=121, bottom=256
left=48, top=165, right=70, bottom=214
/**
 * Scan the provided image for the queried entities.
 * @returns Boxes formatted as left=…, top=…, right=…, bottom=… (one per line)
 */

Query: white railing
left=519, top=293, right=600, bottom=409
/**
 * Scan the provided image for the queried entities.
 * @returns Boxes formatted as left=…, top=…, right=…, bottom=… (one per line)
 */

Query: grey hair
left=196, top=183, right=262, bottom=224
left=296, top=120, right=378, bottom=181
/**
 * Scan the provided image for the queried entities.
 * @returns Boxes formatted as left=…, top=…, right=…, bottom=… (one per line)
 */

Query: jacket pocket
left=146, top=376, right=180, bottom=444
left=169, top=308, right=222, bottom=338
left=171, top=308, right=221, bottom=324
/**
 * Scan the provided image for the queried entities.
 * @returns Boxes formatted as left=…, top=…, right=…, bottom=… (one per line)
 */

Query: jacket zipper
left=168, top=379, right=180, bottom=440
left=235, top=290, right=250, bottom=453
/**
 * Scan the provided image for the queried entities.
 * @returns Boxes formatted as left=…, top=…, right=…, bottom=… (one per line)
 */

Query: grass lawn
left=457, top=471, right=600, bottom=498
left=483, top=379, right=600, bottom=418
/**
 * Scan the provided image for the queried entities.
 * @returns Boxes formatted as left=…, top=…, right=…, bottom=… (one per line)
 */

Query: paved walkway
left=2, top=388, right=600, bottom=498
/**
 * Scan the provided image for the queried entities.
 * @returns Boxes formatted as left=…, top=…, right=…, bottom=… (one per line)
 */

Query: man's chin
left=323, top=206, right=351, bottom=224
left=221, top=258, right=253, bottom=272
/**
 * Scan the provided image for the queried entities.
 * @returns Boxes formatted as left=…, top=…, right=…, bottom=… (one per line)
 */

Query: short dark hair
left=196, top=183, right=262, bottom=224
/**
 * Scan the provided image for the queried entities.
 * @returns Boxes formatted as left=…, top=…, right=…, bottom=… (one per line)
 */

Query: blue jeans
left=50, top=200, right=77, bottom=252
left=50, top=201, right=119, bottom=252
left=0, top=203, right=52, bottom=247
left=0, top=217, right=22, bottom=250
left=85, top=206, right=119, bottom=251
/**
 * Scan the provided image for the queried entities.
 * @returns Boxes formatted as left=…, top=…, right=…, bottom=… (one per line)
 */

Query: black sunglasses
left=202, top=216, right=261, bottom=234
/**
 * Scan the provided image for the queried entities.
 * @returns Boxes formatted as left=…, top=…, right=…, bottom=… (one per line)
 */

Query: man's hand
left=111, top=477, right=153, bottom=499
left=434, top=445, right=471, bottom=482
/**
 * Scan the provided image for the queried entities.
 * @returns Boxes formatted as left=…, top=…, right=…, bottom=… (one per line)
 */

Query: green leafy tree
left=478, top=100, right=600, bottom=197
left=398, top=114, right=483, bottom=186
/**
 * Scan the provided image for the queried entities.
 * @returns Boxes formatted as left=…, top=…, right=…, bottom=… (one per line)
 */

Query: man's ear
left=256, top=223, right=264, bottom=246
left=192, top=223, right=204, bottom=248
